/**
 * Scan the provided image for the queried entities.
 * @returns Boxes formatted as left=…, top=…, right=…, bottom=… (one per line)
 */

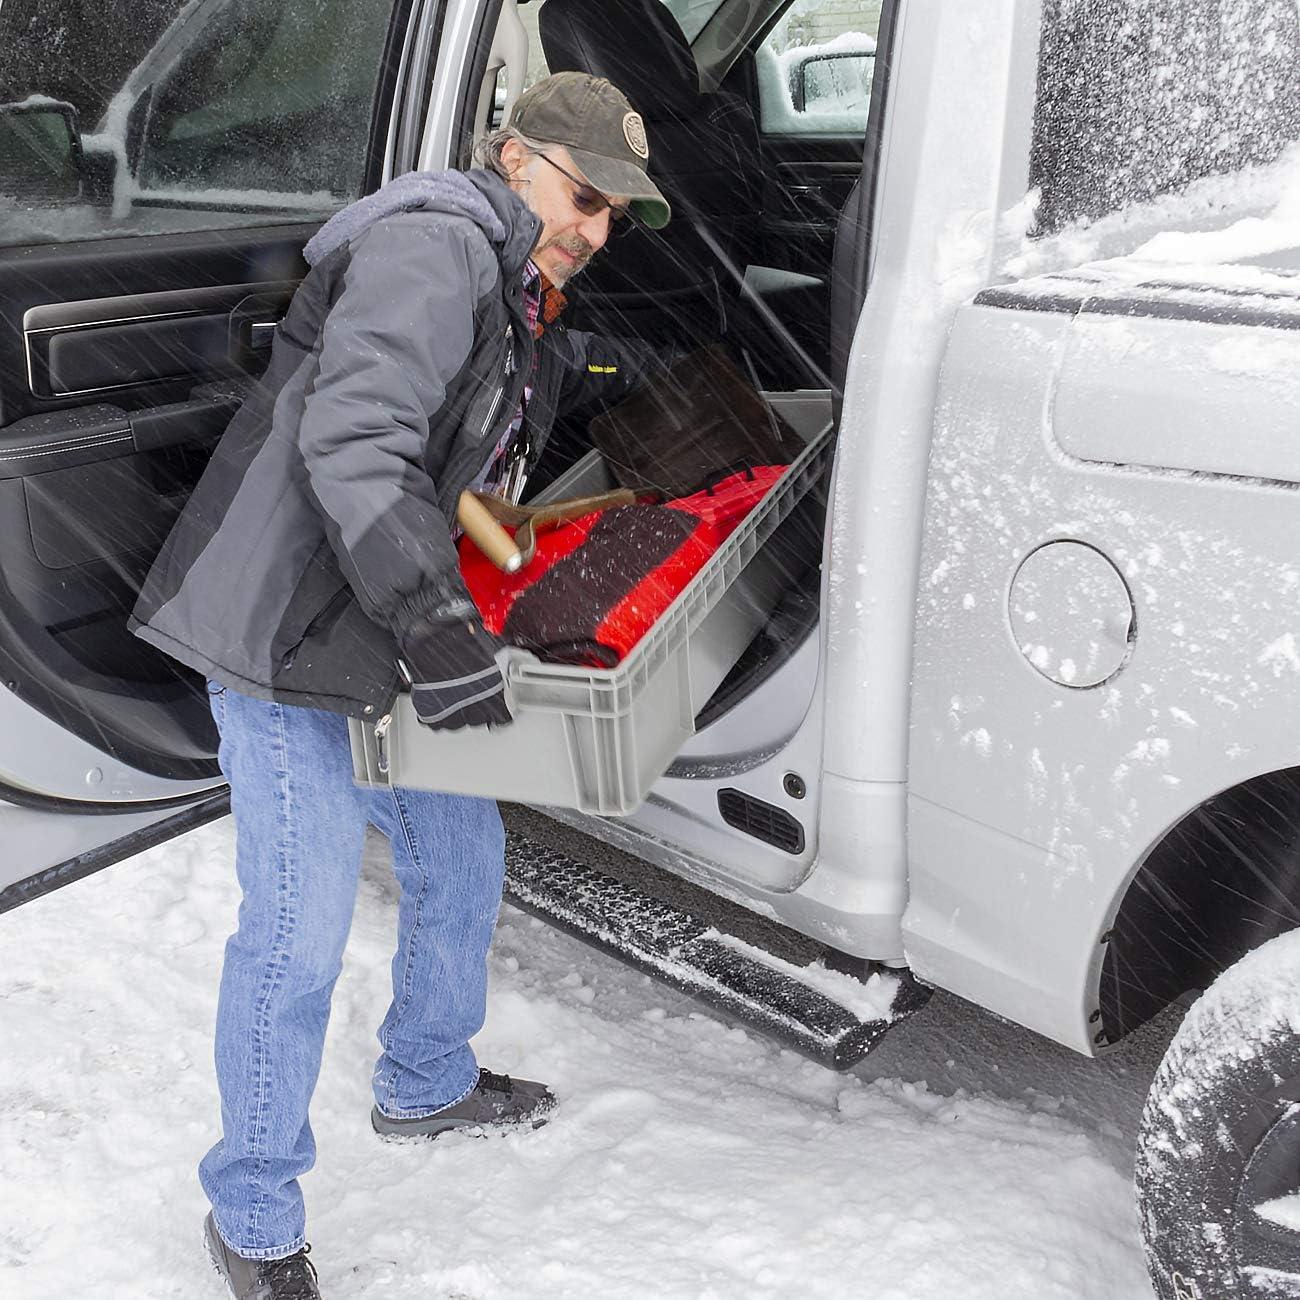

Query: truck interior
left=0, top=0, right=883, bottom=826
left=500, top=0, right=875, bottom=738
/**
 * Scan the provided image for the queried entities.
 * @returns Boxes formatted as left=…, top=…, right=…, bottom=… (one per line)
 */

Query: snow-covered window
left=756, top=0, right=882, bottom=135
left=135, top=0, right=395, bottom=199
left=0, top=0, right=398, bottom=246
left=1031, top=0, right=1300, bottom=235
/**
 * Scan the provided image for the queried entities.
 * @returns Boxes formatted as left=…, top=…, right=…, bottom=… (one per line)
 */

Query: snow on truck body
left=910, top=249, right=1300, bottom=1053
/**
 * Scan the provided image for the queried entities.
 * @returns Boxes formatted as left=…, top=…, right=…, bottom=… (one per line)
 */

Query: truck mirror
left=0, top=99, right=84, bottom=205
left=793, top=53, right=874, bottom=115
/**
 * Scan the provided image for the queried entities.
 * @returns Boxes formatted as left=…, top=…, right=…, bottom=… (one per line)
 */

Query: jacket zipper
left=479, top=383, right=505, bottom=437
left=477, top=329, right=517, bottom=440
left=439, top=324, right=530, bottom=515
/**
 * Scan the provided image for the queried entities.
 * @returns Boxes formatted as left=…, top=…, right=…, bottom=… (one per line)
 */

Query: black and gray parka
left=131, top=168, right=652, bottom=719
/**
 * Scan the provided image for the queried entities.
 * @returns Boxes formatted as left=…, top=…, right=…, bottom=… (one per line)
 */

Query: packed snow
left=0, top=94, right=76, bottom=112
left=1258, top=1192, right=1300, bottom=1233
left=0, top=820, right=1153, bottom=1299
left=1004, top=143, right=1300, bottom=282
left=704, top=931, right=903, bottom=1021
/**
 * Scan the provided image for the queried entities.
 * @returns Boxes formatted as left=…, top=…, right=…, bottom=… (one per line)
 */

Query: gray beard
left=547, top=261, right=585, bottom=288
left=538, top=236, right=593, bottom=287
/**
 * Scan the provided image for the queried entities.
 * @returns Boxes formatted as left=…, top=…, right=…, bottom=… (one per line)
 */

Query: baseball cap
left=508, top=72, right=671, bottom=229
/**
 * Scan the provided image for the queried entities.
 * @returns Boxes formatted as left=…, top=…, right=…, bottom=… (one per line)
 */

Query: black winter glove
left=398, top=599, right=513, bottom=731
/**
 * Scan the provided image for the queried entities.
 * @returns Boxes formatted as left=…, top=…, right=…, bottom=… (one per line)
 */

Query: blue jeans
left=199, top=684, right=506, bottom=1259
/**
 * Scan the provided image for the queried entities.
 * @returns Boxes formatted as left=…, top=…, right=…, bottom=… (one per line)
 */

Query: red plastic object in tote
left=459, top=465, right=787, bottom=668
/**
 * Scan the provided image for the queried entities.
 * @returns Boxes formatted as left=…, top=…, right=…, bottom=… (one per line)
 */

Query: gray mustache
left=543, top=235, right=593, bottom=264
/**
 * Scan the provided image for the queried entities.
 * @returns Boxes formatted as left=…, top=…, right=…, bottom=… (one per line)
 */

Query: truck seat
left=538, top=0, right=763, bottom=346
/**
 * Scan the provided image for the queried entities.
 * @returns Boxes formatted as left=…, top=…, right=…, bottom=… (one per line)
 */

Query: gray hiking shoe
left=371, top=1067, right=556, bottom=1139
left=204, top=1213, right=322, bottom=1299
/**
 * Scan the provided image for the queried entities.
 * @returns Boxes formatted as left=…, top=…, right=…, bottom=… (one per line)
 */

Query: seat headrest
left=539, top=0, right=702, bottom=116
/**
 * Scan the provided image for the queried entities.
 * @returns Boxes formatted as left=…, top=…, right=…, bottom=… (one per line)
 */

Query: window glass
left=0, top=0, right=398, bottom=248
left=1031, top=0, right=1300, bottom=235
left=658, top=0, right=728, bottom=43
left=520, top=2, right=552, bottom=93
left=756, top=0, right=882, bottom=135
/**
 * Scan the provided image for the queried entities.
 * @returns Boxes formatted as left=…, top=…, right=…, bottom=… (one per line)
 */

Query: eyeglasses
left=533, top=151, right=634, bottom=225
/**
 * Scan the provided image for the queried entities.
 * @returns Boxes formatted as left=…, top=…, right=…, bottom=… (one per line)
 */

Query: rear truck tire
left=1137, top=930, right=1300, bottom=1299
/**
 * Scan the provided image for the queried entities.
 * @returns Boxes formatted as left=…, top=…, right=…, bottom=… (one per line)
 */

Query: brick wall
left=776, top=0, right=883, bottom=50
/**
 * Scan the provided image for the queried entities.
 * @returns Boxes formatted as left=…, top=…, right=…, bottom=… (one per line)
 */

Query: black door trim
left=22, top=280, right=296, bottom=398
left=0, top=776, right=226, bottom=817
left=0, top=789, right=231, bottom=916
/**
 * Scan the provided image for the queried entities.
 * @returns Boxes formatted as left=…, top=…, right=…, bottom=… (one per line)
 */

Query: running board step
left=503, top=832, right=931, bottom=1071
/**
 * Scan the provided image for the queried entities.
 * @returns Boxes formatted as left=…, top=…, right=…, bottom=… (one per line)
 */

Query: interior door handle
left=249, top=321, right=279, bottom=350
left=782, top=183, right=832, bottom=215
left=228, top=285, right=296, bottom=369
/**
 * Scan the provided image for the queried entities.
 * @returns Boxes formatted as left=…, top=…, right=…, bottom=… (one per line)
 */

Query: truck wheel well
left=1100, top=766, right=1300, bottom=1045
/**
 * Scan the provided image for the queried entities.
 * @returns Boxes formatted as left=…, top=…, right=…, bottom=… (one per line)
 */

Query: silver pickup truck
left=2, top=1, right=1297, bottom=1294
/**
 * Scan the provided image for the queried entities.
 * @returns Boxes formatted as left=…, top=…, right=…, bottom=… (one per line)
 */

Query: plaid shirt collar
left=523, top=258, right=567, bottom=339
left=523, top=259, right=542, bottom=336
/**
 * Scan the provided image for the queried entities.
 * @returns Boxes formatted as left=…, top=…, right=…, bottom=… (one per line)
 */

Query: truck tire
left=1137, top=929, right=1300, bottom=1299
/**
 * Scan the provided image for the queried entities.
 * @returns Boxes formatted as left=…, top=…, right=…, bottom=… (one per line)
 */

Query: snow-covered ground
left=1, top=820, right=1155, bottom=1299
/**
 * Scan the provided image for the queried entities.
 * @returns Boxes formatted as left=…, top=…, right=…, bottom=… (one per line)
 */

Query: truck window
left=1030, top=0, right=1300, bottom=235
left=755, top=0, right=882, bottom=136
left=658, top=0, right=728, bottom=43
left=0, top=0, right=397, bottom=247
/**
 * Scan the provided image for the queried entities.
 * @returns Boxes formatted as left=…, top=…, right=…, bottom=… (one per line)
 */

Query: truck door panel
left=755, top=138, right=863, bottom=281
left=0, top=229, right=312, bottom=782
left=0, top=0, right=421, bottom=905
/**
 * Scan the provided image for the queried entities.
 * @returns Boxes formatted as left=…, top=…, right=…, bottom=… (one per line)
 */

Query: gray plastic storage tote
left=350, top=394, right=833, bottom=815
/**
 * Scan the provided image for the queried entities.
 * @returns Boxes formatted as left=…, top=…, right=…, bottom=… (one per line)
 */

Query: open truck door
left=0, top=0, right=427, bottom=910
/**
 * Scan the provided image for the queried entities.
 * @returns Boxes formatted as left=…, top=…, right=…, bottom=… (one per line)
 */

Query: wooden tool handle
left=457, top=491, right=524, bottom=573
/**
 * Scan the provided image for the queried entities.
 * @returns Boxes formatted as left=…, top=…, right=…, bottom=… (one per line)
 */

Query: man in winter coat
left=131, top=71, right=670, bottom=1299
